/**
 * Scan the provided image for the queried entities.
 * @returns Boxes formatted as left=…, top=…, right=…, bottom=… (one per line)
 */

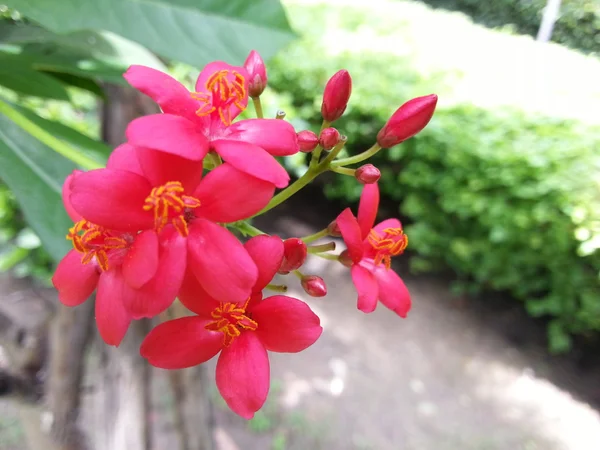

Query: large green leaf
left=0, top=60, right=70, bottom=99
left=0, top=112, right=74, bottom=261
left=7, top=0, right=295, bottom=66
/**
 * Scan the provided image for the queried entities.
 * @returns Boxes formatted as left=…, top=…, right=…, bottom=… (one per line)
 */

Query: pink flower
left=336, top=184, right=411, bottom=316
left=140, top=235, right=322, bottom=419
left=377, top=94, right=438, bottom=148
left=53, top=172, right=186, bottom=346
left=123, top=63, right=298, bottom=188
left=68, top=144, right=269, bottom=304
left=321, top=70, right=352, bottom=123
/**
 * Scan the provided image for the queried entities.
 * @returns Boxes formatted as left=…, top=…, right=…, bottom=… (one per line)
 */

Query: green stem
left=320, top=136, right=348, bottom=167
left=301, top=228, right=329, bottom=244
left=308, top=120, right=332, bottom=169
left=252, top=97, right=264, bottom=119
left=314, top=252, right=340, bottom=261
left=0, top=98, right=102, bottom=170
left=233, top=221, right=266, bottom=237
left=265, top=284, right=288, bottom=293
left=331, top=143, right=382, bottom=167
left=308, top=242, right=336, bottom=253
left=330, top=166, right=355, bottom=176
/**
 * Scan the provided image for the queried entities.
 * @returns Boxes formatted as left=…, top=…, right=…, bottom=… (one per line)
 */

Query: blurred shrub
left=417, top=0, right=600, bottom=54
left=269, top=2, right=600, bottom=350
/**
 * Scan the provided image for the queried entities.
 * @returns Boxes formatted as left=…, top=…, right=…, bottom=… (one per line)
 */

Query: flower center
left=143, top=181, right=200, bottom=236
left=190, top=69, right=246, bottom=126
left=205, top=300, right=258, bottom=347
left=367, top=227, right=408, bottom=270
left=66, top=220, right=129, bottom=271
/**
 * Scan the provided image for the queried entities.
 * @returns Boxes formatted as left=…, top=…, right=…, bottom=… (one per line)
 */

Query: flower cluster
left=52, top=51, right=437, bottom=419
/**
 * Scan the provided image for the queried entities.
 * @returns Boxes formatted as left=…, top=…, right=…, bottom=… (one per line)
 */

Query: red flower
left=140, top=235, right=323, bottom=419
left=244, top=50, right=268, bottom=98
left=123, top=63, right=297, bottom=188
left=336, top=184, right=411, bottom=316
left=68, top=144, right=269, bottom=304
left=53, top=172, right=187, bottom=346
left=321, top=69, right=352, bottom=123
left=377, top=94, right=438, bottom=148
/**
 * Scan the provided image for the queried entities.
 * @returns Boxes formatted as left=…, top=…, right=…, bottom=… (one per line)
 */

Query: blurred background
left=1, top=0, right=599, bottom=449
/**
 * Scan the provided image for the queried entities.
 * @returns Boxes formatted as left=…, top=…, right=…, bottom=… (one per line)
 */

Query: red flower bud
left=319, top=127, right=340, bottom=151
left=327, top=220, right=342, bottom=237
left=278, top=238, right=308, bottom=274
left=321, top=69, right=352, bottom=123
left=338, top=250, right=353, bottom=268
left=301, top=275, right=327, bottom=297
left=377, top=94, right=438, bottom=148
left=355, top=164, right=381, bottom=184
left=297, top=130, right=319, bottom=153
left=244, top=50, right=268, bottom=98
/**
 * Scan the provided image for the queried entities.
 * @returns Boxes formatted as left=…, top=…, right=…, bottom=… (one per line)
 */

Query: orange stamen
left=367, top=227, right=408, bottom=270
left=190, top=69, right=247, bottom=126
left=143, top=181, right=200, bottom=236
left=205, top=299, right=258, bottom=347
left=66, top=220, right=128, bottom=271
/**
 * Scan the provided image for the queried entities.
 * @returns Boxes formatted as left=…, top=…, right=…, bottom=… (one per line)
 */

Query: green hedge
left=418, top=0, right=600, bottom=54
left=269, top=1, right=600, bottom=351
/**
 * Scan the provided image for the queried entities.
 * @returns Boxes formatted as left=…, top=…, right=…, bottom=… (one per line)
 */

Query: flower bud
left=301, top=275, right=327, bottom=297
left=278, top=238, right=308, bottom=274
left=297, top=130, right=319, bottom=153
left=355, top=164, right=380, bottom=184
left=244, top=50, right=267, bottom=97
left=327, top=220, right=342, bottom=237
left=321, top=70, right=352, bottom=123
left=377, top=94, right=438, bottom=148
left=319, top=127, right=340, bottom=151
left=338, top=250, right=353, bottom=268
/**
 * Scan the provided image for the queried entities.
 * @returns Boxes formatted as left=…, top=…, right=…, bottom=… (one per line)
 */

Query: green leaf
left=13, top=103, right=110, bottom=165
left=8, top=0, right=295, bottom=66
left=0, top=112, right=75, bottom=261
left=43, top=71, right=105, bottom=97
left=0, top=59, right=70, bottom=99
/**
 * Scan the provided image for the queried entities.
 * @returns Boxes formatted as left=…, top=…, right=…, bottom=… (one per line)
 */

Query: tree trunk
left=536, top=0, right=562, bottom=43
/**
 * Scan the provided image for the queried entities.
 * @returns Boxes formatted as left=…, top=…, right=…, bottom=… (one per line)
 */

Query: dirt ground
left=2, top=194, right=600, bottom=450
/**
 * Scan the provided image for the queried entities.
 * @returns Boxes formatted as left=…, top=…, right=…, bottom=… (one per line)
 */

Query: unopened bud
left=278, top=238, right=308, bottom=274
left=244, top=50, right=267, bottom=97
left=327, top=220, right=342, bottom=237
left=321, top=69, right=352, bottom=123
left=377, top=94, right=438, bottom=148
left=301, top=275, right=327, bottom=297
left=319, top=127, right=340, bottom=150
left=338, top=250, right=353, bottom=268
left=355, top=164, right=380, bottom=184
left=297, top=130, right=319, bottom=153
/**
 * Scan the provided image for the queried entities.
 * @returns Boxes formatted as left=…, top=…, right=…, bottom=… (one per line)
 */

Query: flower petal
left=195, top=62, right=249, bottom=95
left=372, top=218, right=403, bottom=235
left=252, top=295, right=322, bottom=353
left=244, top=235, right=284, bottom=292
left=193, top=164, right=274, bottom=223
left=96, top=269, right=132, bottom=346
left=336, top=208, right=364, bottom=262
left=140, top=317, right=223, bottom=369
left=357, top=183, right=380, bottom=240
left=187, top=219, right=258, bottom=304
left=351, top=264, right=379, bottom=313
left=121, top=227, right=187, bottom=319
left=178, top=268, right=221, bottom=318
left=212, top=140, right=289, bottom=188
left=106, top=143, right=143, bottom=175
left=225, top=119, right=298, bottom=156
left=216, top=332, right=269, bottom=419
left=126, top=114, right=209, bottom=161
left=52, top=249, right=100, bottom=306
left=122, top=230, right=159, bottom=289
left=69, top=168, right=153, bottom=231
left=373, top=266, right=412, bottom=317
left=136, top=147, right=204, bottom=193
left=62, top=170, right=83, bottom=222
left=124, top=65, right=203, bottom=125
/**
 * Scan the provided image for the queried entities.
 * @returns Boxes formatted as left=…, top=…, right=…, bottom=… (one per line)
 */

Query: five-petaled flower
left=140, top=235, right=322, bottom=419
left=123, top=61, right=298, bottom=189
left=336, top=183, right=411, bottom=316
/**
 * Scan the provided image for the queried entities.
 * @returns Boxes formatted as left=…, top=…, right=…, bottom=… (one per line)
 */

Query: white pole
left=537, top=0, right=562, bottom=42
